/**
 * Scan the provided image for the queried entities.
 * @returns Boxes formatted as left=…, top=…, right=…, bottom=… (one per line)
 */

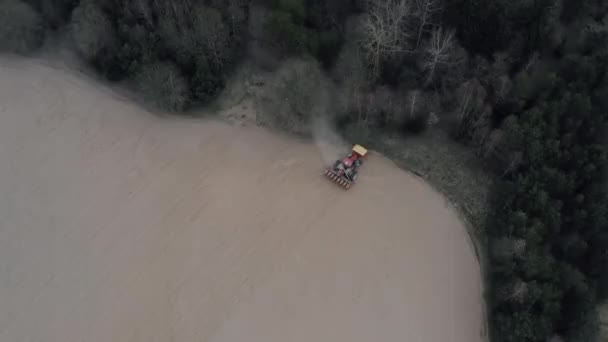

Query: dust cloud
left=308, top=77, right=349, bottom=166
left=311, top=116, right=349, bottom=166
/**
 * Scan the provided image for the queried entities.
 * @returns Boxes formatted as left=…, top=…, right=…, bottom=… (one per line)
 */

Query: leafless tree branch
left=414, top=0, right=442, bottom=48
left=423, top=26, right=455, bottom=84
left=359, top=0, right=415, bottom=77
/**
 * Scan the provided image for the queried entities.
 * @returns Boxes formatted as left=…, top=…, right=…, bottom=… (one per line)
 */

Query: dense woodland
left=1, top=0, right=608, bottom=341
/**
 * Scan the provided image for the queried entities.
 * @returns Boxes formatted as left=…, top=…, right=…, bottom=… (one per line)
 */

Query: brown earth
left=0, top=58, right=483, bottom=342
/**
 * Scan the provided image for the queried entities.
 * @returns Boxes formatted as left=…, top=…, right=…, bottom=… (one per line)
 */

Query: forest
left=1, top=0, right=607, bottom=341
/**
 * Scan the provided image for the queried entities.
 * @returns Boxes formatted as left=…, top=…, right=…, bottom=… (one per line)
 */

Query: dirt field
left=0, top=58, right=483, bottom=342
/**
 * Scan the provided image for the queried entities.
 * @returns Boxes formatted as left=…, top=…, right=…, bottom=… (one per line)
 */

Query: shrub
left=265, top=10, right=309, bottom=54
left=0, top=0, right=44, bottom=54
left=133, top=62, right=189, bottom=112
left=257, top=58, right=330, bottom=135
left=403, top=113, right=429, bottom=134
left=277, top=0, right=305, bottom=23
left=315, top=30, right=342, bottom=67
left=401, top=90, right=436, bottom=135
left=26, top=0, right=78, bottom=29
left=192, top=59, right=225, bottom=103
left=69, top=0, right=114, bottom=61
left=158, top=4, right=229, bottom=68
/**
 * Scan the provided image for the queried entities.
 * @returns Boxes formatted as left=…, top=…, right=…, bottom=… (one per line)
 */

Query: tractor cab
left=343, top=144, right=367, bottom=166
left=341, top=156, right=355, bottom=167
left=351, top=144, right=368, bottom=158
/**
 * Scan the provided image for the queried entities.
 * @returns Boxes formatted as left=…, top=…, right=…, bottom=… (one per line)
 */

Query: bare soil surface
left=0, top=58, right=483, bottom=342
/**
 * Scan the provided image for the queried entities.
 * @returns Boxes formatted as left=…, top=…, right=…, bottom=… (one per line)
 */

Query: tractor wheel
left=355, top=160, right=362, bottom=167
left=351, top=170, right=358, bottom=181
left=333, top=160, right=341, bottom=170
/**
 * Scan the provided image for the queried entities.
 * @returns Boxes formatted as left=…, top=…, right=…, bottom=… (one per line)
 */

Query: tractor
left=324, top=144, right=368, bottom=189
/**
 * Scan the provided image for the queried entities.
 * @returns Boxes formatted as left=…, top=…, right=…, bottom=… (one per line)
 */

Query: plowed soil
left=0, top=59, right=483, bottom=342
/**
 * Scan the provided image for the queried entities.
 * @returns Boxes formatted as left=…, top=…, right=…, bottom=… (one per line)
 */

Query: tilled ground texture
left=0, top=58, right=483, bottom=342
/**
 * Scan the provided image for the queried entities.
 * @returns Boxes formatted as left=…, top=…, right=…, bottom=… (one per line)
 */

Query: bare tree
left=134, top=62, right=189, bottom=112
left=414, top=0, right=442, bottom=49
left=0, top=0, right=43, bottom=54
left=548, top=335, right=565, bottom=342
left=131, top=0, right=153, bottom=26
left=452, top=78, right=491, bottom=143
left=333, top=40, right=374, bottom=126
left=471, top=105, right=492, bottom=147
left=359, top=0, right=415, bottom=77
left=493, top=75, right=512, bottom=102
left=407, top=90, right=419, bottom=119
left=157, top=3, right=229, bottom=68
left=193, top=6, right=230, bottom=68
left=423, top=27, right=455, bottom=84
left=367, top=86, right=408, bottom=126
left=455, top=79, right=486, bottom=126
left=523, top=51, right=540, bottom=72
left=226, top=0, right=247, bottom=34
left=152, top=0, right=193, bottom=26
left=503, top=151, right=523, bottom=176
left=156, top=0, right=197, bottom=62
left=499, top=279, right=529, bottom=304
left=496, top=115, right=525, bottom=176
left=492, top=237, right=527, bottom=260
left=482, top=129, right=503, bottom=158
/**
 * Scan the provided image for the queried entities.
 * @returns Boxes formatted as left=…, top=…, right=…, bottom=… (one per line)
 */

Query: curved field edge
left=219, top=104, right=493, bottom=342
left=215, top=61, right=494, bottom=341
left=0, top=57, right=485, bottom=342
left=347, top=129, right=494, bottom=342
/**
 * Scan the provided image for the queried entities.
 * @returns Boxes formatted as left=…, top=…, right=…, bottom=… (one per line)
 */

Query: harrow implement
left=324, top=169, right=352, bottom=189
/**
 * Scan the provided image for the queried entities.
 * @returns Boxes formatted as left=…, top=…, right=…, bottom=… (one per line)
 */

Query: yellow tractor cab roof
left=352, top=144, right=368, bottom=157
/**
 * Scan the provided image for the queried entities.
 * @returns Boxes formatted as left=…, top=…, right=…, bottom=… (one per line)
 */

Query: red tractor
left=324, top=144, right=368, bottom=189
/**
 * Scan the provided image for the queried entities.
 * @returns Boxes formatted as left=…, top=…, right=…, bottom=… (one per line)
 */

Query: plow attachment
left=324, top=169, right=352, bottom=189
